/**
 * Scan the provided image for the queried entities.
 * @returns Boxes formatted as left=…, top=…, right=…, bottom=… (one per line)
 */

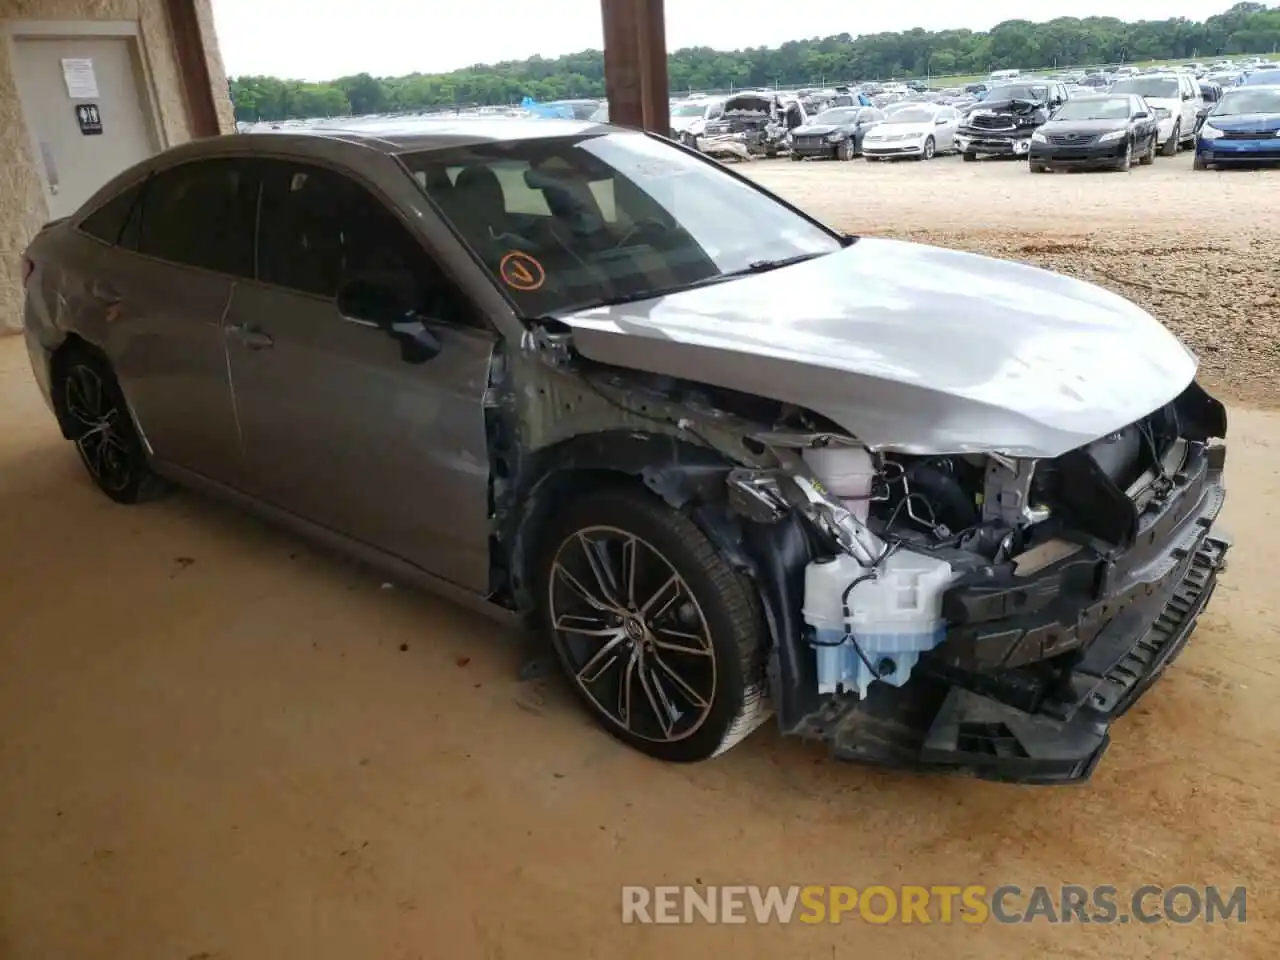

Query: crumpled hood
left=557, top=238, right=1197, bottom=458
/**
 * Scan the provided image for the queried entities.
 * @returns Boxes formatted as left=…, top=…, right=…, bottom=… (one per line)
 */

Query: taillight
left=21, top=256, right=34, bottom=288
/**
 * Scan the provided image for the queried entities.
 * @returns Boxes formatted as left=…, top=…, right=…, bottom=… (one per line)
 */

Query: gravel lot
left=0, top=152, right=1277, bottom=959
left=748, top=152, right=1280, bottom=408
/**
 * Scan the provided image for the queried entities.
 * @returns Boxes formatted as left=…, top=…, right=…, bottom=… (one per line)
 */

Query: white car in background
left=862, top=104, right=960, bottom=160
left=669, top=97, right=726, bottom=147
left=1109, top=73, right=1202, bottom=154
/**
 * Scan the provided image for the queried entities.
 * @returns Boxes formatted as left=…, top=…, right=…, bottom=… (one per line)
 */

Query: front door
left=224, top=160, right=496, bottom=592
left=11, top=34, right=159, bottom=219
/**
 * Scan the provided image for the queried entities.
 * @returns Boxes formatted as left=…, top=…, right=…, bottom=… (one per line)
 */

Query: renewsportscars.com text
left=621, top=884, right=1247, bottom=925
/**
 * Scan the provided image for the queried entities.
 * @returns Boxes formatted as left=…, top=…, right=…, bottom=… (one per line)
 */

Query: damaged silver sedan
left=21, top=118, right=1228, bottom=782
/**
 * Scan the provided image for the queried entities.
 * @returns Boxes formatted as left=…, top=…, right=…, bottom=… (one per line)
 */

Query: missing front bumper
left=792, top=532, right=1228, bottom=784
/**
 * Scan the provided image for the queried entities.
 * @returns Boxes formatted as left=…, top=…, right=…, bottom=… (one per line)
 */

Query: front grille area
left=969, top=114, right=1017, bottom=131
left=1221, top=130, right=1277, bottom=140
left=1049, top=133, right=1097, bottom=146
left=794, top=136, right=824, bottom=147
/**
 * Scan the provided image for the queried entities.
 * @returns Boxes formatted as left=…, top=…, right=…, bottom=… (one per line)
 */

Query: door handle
left=227, top=322, right=274, bottom=350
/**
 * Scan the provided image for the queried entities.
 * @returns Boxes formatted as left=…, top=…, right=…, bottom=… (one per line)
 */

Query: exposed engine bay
left=706, top=378, right=1228, bottom=781
left=700, top=93, right=806, bottom=159
left=516, top=317, right=1228, bottom=784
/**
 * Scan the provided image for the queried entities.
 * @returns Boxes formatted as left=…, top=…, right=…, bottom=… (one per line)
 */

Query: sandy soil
left=1, top=157, right=1278, bottom=959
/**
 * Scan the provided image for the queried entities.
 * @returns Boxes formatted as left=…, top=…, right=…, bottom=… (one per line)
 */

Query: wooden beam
left=601, top=0, right=669, bottom=134
left=636, top=0, right=669, bottom=134
left=164, top=0, right=221, bottom=138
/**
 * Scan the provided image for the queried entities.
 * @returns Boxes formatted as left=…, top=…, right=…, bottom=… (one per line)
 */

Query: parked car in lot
left=788, top=106, right=884, bottom=160
left=1194, top=85, right=1280, bottom=169
left=669, top=96, right=726, bottom=148
left=1029, top=95, right=1160, bottom=172
left=1241, top=68, right=1280, bottom=87
left=21, top=118, right=1229, bottom=784
left=956, top=81, right=1068, bottom=160
left=1108, top=73, right=1202, bottom=155
left=862, top=104, right=960, bottom=160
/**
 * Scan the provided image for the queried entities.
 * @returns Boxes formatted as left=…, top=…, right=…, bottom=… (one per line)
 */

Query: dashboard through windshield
left=399, top=132, right=842, bottom=316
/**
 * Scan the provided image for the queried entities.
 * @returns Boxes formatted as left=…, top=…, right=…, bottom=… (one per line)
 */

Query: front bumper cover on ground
left=957, top=131, right=1033, bottom=156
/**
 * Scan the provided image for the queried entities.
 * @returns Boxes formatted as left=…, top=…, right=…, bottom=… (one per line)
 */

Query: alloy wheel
left=548, top=526, right=717, bottom=743
left=64, top=363, right=133, bottom=493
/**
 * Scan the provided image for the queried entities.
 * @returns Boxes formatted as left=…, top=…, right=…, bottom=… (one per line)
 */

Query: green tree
left=229, top=6, right=1280, bottom=122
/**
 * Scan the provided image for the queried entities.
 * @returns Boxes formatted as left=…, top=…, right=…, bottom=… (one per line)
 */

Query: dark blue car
left=1194, top=85, right=1280, bottom=169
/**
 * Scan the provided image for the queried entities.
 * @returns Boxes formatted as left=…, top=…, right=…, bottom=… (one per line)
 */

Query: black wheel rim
left=548, top=525, right=716, bottom=743
left=64, top=363, right=132, bottom=493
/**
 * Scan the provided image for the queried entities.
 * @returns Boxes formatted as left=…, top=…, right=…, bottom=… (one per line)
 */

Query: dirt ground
left=1, top=155, right=1278, bottom=959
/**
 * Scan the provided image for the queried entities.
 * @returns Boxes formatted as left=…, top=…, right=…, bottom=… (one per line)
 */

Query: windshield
left=401, top=132, right=841, bottom=316
left=1215, top=88, right=1280, bottom=114
left=886, top=108, right=936, bottom=123
left=1053, top=98, right=1131, bottom=120
left=671, top=102, right=709, bottom=118
left=814, top=108, right=858, bottom=124
left=988, top=84, right=1048, bottom=102
left=1111, top=77, right=1179, bottom=99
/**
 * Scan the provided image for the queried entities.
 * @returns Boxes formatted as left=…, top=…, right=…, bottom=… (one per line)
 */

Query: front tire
left=1161, top=122, right=1180, bottom=157
left=56, top=349, right=168, bottom=504
left=1140, top=134, right=1157, bottom=164
left=836, top=139, right=852, bottom=161
left=962, top=151, right=977, bottom=163
left=1116, top=140, right=1133, bottom=171
left=920, top=136, right=935, bottom=161
left=536, top=487, right=768, bottom=762
left=1194, top=153, right=1210, bottom=171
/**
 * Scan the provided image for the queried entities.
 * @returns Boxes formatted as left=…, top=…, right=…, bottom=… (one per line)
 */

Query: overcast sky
left=212, top=0, right=1237, bottom=81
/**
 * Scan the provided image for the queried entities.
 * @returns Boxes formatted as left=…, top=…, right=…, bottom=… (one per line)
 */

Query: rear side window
left=79, top=180, right=145, bottom=245
left=137, top=159, right=258, bottom=277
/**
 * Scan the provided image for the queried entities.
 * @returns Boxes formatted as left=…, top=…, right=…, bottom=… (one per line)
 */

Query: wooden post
left=601, top=0, right=669, bottom=134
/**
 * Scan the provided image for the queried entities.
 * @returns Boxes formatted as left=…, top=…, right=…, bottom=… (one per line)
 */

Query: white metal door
left=12, top=36, right=158, bottom=219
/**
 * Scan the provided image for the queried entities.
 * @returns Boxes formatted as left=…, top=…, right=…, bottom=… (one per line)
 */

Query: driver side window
left=256, top=161, right=477, bottom=328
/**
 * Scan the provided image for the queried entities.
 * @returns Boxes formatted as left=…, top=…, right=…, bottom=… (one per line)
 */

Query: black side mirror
left=337, top=276, right=442, bottom=364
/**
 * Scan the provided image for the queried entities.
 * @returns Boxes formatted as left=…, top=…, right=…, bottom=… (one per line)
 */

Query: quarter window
left=79, top=180, right=145, bottom=246
left=136, top=160, right=257, bottom=277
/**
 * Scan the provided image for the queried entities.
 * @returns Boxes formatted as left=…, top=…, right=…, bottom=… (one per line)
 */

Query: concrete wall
left=0, top=0, right=234, bottom=332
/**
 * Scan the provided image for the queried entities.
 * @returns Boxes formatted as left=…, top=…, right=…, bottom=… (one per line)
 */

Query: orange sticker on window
left=499, top=251, right=546, bottom=292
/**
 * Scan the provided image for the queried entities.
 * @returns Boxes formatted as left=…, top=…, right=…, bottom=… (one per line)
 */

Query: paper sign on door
left=61, top=58, right=99, bottom=99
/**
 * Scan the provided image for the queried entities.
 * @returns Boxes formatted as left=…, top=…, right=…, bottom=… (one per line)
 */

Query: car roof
left=218, top=117, right=611, bottom=156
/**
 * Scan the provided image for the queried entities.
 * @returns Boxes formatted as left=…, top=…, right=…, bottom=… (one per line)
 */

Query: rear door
left=223, top=159, right=496, bottom=591
left=1180, top=76, right=1200, bottom=134
left=82, top=158, right=256, bottom=485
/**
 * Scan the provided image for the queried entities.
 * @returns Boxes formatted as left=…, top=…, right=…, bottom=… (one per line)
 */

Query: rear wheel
left=56, top=349, right=168, bottom=504
left=536, top=487, right=768, bottom=762
left=1161, top=122, right=1180, bottom=156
